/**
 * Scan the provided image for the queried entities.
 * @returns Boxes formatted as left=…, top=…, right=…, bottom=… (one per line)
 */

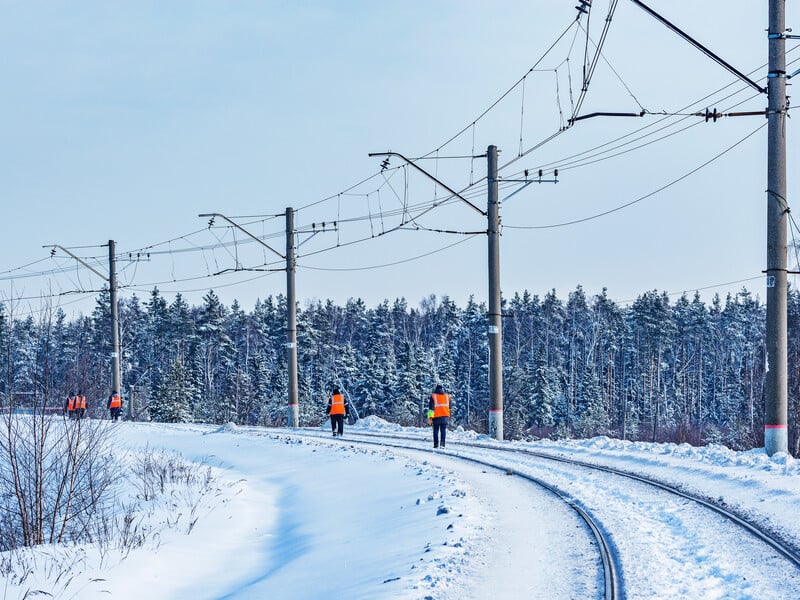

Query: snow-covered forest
left=3, top=284, right=800, bottom=454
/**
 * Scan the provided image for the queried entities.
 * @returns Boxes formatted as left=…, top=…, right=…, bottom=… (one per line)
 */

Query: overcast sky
left=1, top=1, right=798, bottom=318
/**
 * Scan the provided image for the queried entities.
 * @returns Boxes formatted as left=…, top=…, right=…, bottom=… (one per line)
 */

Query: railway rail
left=278, top=428, right=621, bottom=599
left=278, top=427, right=800, bottom=599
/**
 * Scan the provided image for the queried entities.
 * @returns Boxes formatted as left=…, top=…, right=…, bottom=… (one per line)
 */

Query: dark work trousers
left=330, top=414, right=345, bottom=435
left=432, top=416, right=449, bottom=447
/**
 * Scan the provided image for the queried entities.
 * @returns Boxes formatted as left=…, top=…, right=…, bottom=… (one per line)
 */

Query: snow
left=3, top=418, right=800, bottom=599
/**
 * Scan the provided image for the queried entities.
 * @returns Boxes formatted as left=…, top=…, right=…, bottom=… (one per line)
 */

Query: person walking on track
left=428, top=384, right=451, bottom=449
left=108, top=390, right=122, bottom=421
left=64, top=392, right=77, bottom=419
left=326, top=386, right=350, bottom=437
left=76, top=390, right=87, bottom=420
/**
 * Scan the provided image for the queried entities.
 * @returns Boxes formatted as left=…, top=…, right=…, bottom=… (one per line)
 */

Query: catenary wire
left=502, top=46, right=800, bottom=178
left=297, top=235, right=479, bottom=272
left=422, top=16, right=583, bottom=158
left=2, top=18, right=796, bottom=306
left=502, top=121, right=766, bottom=230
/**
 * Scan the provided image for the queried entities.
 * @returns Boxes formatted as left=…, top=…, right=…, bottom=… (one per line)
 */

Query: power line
left=502, top=121, right=766, bottom=230
left=502, top=45, right=800, bottom=179
left=614, top=275, right=766, bottom=305
left=297, top=235, right=479, bottom=273
left=125, top=268, right=282, bottom=297
left=0, top=257, right=54, bottom=277
left=0, top=8, right=617, bottom=291
left=576, top=20, right=646, bottom=112
left=532, top=88, right=764, bottom=173
left=423, top=16, right=583, bottom=158
left=2, top=9, right=796, bottom=311
left=571, top=0, right=621, bottom=122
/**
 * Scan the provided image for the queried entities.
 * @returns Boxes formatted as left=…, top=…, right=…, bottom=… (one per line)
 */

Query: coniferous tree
left=15, top=276, right=794, bottom=452
left=540, top=290, right=568, bottom=431
left=590, top=289, right=627, bottom=433
left=456, top=296, right=489, bottom=430
left=626, top=290, right=675, bottom=442
left=196, top=291, right=235, bottom=423
left=89, top=289, right=115, bottom=396
left=367, top=301, right=399, bottom=419
left=249, top=297, right=283, bottom=425
left=119, top=294, right=148, bottom=418
left=226, top=300, right=258, bottom=424
left=150, top=356, right=193, bottom=423
left=530, top=352, right=559, bottom=430
left=788, top=288, right=800, bottom=455
left=145, top=288, right=171, bottom=399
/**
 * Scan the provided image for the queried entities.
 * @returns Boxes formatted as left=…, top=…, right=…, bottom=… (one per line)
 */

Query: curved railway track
left=322, top=429, right=800, bottom=567
left=277, top=427, right=800, bottom=599
left=277, top=429, right=621, bottom=599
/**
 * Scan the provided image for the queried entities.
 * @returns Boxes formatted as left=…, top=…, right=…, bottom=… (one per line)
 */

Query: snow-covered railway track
left=448, top=438, right=800, bottom=598
left=288, top=429, right=800, bottom=598
left=280, top=429, right=619, bottom=600
left=507, top=444, right=800, bottom=567
left=342, top=430, right=800, bottom=567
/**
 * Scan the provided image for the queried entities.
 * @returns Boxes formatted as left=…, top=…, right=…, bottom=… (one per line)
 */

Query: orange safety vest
left=66, top=396, right=76, bottom=411
left=431, top=393, right=450, bottom=418
left=329, top=393, right=345, bottom=415
left=109, top=394, right=122, bottom=409
left=77, top=396, right=86, bottom=410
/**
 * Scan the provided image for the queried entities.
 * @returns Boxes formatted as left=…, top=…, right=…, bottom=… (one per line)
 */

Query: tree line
left=1, top=284, right=799, bottom=454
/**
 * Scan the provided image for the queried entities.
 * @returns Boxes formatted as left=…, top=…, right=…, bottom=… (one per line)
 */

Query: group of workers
left=64, top=383, right=452, bottom=438
left=326, top=383, right=452, bottom=449
left=64, top=390, right=123, bottom=421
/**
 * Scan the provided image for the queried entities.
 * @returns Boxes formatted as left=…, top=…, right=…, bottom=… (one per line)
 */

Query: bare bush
left=0, top=296, right=122, bottom=554
left=127, top=448, right=217, bottom=530
left=0, top=299, right=230, bottom=598
left=0, top=415, right=119, bottom=551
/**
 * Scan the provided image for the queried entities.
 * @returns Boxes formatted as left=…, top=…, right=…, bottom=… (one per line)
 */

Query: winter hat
left=332, top=387, right=340, bottom=394
left=434, top=384, right=444, bottom=394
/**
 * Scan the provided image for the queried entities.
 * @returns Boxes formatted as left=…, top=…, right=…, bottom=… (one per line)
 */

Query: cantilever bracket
left=369, top=151, right=487, bottom=217
left=630, top=0, right=766, bottom=94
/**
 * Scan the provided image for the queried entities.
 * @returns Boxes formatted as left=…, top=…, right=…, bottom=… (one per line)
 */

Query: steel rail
left=336, top=429, right=800, bottom=571
left=275, top=429, right=619, bottom=600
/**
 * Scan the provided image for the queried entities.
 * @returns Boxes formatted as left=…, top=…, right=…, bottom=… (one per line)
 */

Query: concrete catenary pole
left=286, top=208, right=300, bottom=428
left=765, top=0, right=788, bottom=455
left=487, top=145, right=503, bottom=440
left=198, top=211, right=299, bottom=427
left=108, top=240, right=122, bottom=405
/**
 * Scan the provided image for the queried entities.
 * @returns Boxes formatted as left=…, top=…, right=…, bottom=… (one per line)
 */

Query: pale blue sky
left=1, top=1, right=797, bottom=317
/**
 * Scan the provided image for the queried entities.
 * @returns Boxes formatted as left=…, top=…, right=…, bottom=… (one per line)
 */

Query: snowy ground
left=3, top=418, right=800, bottom=599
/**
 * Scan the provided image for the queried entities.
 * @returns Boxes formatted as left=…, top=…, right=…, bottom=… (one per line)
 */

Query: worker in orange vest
left=107, top=390, right=122, bottom=421
left=326, top=386, right=351, bottom=437
left=76, top=390, right=87, bottom=420
left=64, top=393, right=77, bottom=419
left=428, top=384, right=451, bottom=449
